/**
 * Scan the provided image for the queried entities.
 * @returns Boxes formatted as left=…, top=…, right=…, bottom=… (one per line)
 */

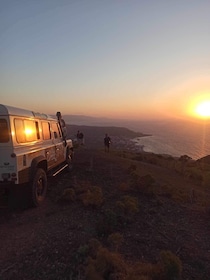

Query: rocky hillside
left=0, top=145, right=210, bottom=279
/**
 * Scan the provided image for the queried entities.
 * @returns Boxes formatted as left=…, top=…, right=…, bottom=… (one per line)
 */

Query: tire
left=66, top=148, right=73, bottom=172
left=30, top=168, right=47, bottom=207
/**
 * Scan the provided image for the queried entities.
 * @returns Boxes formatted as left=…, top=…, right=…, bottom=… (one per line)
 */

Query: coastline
left=111, top=136, right=145, bottom=153
left=68, top=124, right=147, bottom=152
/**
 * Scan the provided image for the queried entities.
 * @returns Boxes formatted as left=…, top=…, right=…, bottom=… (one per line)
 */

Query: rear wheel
left=30, top=168, right=47, bottom=207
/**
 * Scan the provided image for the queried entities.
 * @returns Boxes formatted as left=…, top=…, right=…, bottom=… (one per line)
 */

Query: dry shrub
left=88, top=238, right=102, bottom=258
left=79, top=185, right=103, bottom=208
left=133, top=154, right=144, bottom=162
left=118, top=182, right=130, bottom=192
left=139, top=174, right=155, bottom=187
left=96, top=209, right=119, bottom=237
left=160, top=184, right=173, bottom=198
left=83, top=241, right=182, bottom=280
left=85, top=246, right=127, bottom=280
left=158, top=250, right=182, bottom=280
left=161, top=184, right=189, bottom=203
left=125, top=251, right=182, bottom=280
left=130, top=173, right=156, bottom=197
left=202, top=171, right=210, bottom=188
left=171, top=188, right=189, bottom=203
left=184, top=167, right=202, bottom=182
left=74, top=244, right=89, bottom=264
left=179, top=155, right=192, bottom=162
left=125, top=262, right=161, bottom=280
left=58, top=188, right=76, bottom=202
left=108, top=233, right=124, bottom=252
left=128, top=163, right=137, bottom=173
left=146, top=155, right=158, bottom=165
left=174, top=161, right=183, bottom=174
left=116, top=195, right=139, bottom=217
left=135, top=153, right=158, bottom=165
left=129, top=172, right=139, bottom=188
left=74, top=180, right=91, bottom=195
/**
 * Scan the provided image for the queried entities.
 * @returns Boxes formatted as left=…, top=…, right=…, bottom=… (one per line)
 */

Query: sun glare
left=195, top=100, right=210, bottom=118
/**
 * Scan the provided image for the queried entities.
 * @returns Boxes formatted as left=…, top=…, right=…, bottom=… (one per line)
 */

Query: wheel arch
left=30, top=156, right=47, bottom=180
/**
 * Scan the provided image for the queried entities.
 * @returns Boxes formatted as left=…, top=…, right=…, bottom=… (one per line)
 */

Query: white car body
left=0, top=104, right=73, bottom=206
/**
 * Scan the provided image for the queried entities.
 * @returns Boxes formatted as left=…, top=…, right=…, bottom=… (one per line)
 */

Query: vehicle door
left=41, top=121, right=56, bottom=169
left=51, top=122, right=65, bottom=165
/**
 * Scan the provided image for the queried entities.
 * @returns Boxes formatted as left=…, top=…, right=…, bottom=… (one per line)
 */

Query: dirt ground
left=0, top=146, right=210, bottom=280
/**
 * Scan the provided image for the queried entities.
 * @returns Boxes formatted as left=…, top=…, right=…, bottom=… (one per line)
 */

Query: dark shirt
left=104, top=136, right=111, bottom=146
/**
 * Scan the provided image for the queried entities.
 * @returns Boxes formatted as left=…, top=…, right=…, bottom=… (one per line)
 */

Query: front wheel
left=30, top=168, right=47, bottom=207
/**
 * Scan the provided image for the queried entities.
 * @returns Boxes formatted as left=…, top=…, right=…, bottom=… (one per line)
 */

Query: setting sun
left=195, top=100, right=210, bottom=118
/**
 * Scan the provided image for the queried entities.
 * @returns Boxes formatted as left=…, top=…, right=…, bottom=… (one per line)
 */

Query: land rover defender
left=0, top=104, right=73, bottom=206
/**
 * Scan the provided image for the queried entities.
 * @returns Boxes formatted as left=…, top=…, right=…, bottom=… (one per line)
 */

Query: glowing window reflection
left=14, top=119, right=40, bottom=143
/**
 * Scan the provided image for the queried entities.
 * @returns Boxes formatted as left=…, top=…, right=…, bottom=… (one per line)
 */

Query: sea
left=66, top=115, right=210, bottom=160
left=125, top=119, right=210, bottom=160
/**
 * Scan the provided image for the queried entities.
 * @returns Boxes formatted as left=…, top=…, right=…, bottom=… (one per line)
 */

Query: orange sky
left=1, top=1, right=210, bottom=122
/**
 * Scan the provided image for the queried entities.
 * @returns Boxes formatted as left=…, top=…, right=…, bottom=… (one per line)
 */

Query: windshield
left=0, top=118, right=9, bottom=143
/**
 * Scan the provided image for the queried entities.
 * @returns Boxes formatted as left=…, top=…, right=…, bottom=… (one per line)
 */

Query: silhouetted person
left=104, top=133, right=111, bottom=152
left=77, top=130, right=80, bottom=143
left=77, top=130, right=84, bottom=145
left=79, top=132, right=84, bottom=145
left=56, top=111, right=67, bottom=143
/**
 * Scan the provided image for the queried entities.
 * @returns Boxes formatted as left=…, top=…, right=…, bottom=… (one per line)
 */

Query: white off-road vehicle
left=0, top=104, right=73, bottom=206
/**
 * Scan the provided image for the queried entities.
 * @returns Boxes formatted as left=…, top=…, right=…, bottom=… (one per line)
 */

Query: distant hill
left=56, top=114, right=117, bottom=126
left=54, top=114, right=144, bottom=131
left=66, top=124, right=149, bottom=148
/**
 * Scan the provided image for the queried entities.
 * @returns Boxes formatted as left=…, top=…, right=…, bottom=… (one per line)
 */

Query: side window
left=41, top=121, right=51, bottom=140
left=24, top=120, right=39, bottom=142
left=0, top=119, right=9, bottom=143
left=15, top=119, right=26, bottom=143
left=15, top=119, right=39, bottom=143
left=51, top=122, right=62, bottom=139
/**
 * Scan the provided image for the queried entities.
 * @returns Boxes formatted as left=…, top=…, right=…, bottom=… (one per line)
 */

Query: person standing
left=77, top=131, right=80, bottom=143
left=56, top=111, right=67, bottom=143
left=76, top=130, right=84, bottom=145
left=79, top=131, right=84, bottom=145
left=104, top=133, right=111, bottom=152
